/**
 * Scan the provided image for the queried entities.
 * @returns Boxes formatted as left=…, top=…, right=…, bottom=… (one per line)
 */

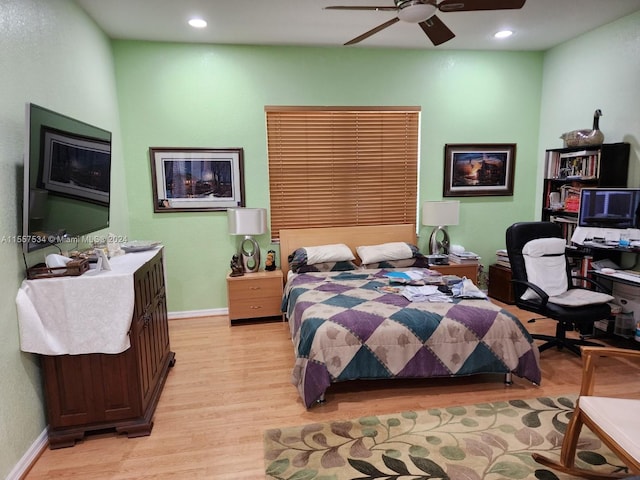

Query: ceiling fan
left=325, top=0, right=526, bottom=46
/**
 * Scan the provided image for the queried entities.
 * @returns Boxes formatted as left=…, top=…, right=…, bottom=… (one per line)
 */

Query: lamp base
left=428, top=226, right=451, bottom=255
left=240, top=236, right=261, bottom=272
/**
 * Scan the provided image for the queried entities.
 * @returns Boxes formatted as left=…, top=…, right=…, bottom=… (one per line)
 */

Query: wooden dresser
left=226, top=269, right=284, bottom=324
left=39, top=249, right=175, bottom=448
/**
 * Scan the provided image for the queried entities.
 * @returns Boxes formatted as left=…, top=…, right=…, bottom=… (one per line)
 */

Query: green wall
left=113, top=42, right=544, bottom=312
left=538, top=11, right=640, bottom=193
left=0, top=1, right=126, bottom=477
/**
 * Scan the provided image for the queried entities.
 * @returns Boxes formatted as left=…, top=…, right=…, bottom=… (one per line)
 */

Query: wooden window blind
left=266, top=106, right=420, bottom=241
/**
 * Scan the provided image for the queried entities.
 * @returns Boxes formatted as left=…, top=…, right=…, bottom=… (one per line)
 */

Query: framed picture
left=41, top=128, right=111, bottom=205
left=443, top=143, right=516, bottom=197
left=149, top=147, right=245, bottom=212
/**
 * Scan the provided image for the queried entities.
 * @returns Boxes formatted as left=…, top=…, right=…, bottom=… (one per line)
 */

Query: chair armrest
left=579, top=346, right=640, bottom=396
left=510, top=278, right=550, bottom=305
left=569, top=275, right=612, bottom=294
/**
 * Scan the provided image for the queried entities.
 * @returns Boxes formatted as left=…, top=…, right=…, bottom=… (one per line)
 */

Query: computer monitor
left=578, top=188, right=640, bottom=229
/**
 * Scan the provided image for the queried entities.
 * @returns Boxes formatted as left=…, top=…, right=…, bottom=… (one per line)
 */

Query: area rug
left=264, top=395, right=630, bottom=480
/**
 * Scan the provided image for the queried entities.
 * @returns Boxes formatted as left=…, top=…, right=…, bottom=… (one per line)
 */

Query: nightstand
left=431, top=263, right=479, bottom=284
left=488, top=263, right=515, bottom=304
left=226, top=270, right=284, bottom=324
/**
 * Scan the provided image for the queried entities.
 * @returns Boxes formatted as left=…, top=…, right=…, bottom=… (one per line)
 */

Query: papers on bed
left=451, top=278, right=488, bottom=299
left=382, top=270, right=487, bottom=302
left=402, top=285, right=452, bottom=302
left=384, top=270, right=426, bottom=284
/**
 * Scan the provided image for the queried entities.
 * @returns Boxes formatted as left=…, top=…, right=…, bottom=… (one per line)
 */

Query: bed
left=279, top=224, right=542, bottom=408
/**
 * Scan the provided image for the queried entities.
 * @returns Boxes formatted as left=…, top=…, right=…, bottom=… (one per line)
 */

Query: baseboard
left=6, top=428, right=48, bottom=480
left=168, top=308, right=227, bottom=320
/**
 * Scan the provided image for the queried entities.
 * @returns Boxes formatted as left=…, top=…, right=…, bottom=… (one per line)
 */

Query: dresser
left=18, top=248, right=175, bottom=448
left=226, top=269, right=284, bottom=324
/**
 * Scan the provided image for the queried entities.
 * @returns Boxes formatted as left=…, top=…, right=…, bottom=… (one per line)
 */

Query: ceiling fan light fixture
left=397, top=1, right=437, bottom=23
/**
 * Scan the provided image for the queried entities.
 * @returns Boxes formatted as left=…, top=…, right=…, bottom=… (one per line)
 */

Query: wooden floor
left=24, top=301, right=640, bottom=479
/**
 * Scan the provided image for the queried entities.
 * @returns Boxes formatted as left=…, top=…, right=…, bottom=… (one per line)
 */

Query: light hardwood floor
left=24, top=302, right=640, bottom=479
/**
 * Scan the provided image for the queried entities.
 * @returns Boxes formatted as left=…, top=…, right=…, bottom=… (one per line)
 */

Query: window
left=266, top=106, right=420, bottom=241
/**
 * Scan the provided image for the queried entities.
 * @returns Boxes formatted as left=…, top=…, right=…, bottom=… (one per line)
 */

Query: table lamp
left=227, top=208, right=267, bottom=272
left=422, top=200, right=460, bottom=255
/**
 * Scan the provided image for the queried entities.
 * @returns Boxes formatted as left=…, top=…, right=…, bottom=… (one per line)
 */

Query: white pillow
left=304, top=243, right=355, bottom=264
left=521, top=238, right=568, bottom=301
left=356, top=242, right=413, bottom=265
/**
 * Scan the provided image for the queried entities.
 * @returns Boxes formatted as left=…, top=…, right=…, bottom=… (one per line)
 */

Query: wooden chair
left=533, top=346, right=640, bottom=479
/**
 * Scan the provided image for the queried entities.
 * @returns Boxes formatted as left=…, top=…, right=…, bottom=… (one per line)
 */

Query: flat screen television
left=578, top=188, right=640, bottom=229
left=22, top=103, right=112, bottom=253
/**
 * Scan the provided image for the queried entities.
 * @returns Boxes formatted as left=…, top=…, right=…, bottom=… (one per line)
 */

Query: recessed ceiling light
left=188, top=18, right=207, bottom=28
left=494, top=30, right=513, bottom=39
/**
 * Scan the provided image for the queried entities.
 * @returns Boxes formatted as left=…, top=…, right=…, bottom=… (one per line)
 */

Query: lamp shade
left=422, top=201, right=460, bottom=227
left=227, top=208, right=267, bottom=236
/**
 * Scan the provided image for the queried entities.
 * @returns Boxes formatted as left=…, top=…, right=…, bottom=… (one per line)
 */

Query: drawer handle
left=249, top=286, right=261, bottom=290
left=250, top=306, right=262, bottom=309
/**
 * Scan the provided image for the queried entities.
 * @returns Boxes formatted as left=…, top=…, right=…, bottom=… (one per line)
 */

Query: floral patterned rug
left=264, top=395, right=630, bottom=480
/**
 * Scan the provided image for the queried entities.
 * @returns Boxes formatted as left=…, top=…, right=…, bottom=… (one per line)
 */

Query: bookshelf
left=541, top=143, right=630, bottom=243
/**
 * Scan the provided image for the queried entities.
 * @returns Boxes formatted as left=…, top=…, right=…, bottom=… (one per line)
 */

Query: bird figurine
left=560, top=109, right=605, bottom=147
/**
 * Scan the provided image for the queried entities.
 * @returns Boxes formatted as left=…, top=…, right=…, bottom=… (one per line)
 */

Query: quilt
left=283, top=269, right=542, bottom=408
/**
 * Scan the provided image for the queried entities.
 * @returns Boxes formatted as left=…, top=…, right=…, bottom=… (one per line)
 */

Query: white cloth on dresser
left=16, top=248, right=161, bottom=356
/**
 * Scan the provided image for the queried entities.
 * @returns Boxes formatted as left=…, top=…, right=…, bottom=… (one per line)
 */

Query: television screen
left=23, top=103, right=112, bottom=252
left=578, top=188, right=640, bottom=229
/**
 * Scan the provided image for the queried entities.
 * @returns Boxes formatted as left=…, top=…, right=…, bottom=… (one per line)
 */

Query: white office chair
left=533, top=346, right=640, bottom=479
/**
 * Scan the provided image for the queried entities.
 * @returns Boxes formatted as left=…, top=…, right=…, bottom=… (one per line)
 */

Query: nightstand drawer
left=227, top=277, right=282, bottom=301
left=228, top=296, right=283, bottom=320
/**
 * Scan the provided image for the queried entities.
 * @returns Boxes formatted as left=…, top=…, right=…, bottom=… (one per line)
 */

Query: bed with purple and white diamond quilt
left=283, top=269, right=541, bottom=408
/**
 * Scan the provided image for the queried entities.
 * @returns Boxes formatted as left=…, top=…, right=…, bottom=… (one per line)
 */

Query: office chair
left=506, top=222, right=613, bottom=356
left=533, top=346, right=640, bottom=479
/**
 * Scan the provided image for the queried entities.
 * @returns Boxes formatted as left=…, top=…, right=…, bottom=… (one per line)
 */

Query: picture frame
left=149, top=147, right=245, bottom=212
left=443, top=143, right=516, bottom=197
left=41, top=127, right=111, bottom=205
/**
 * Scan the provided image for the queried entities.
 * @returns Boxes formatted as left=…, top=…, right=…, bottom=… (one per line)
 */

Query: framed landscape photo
left=443, top=143, right=516, bottom=197
left=150, top=147, right=245, bottom=212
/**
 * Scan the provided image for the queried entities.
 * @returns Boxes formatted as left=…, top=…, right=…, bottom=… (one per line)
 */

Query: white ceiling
left=74, top=0, right=640, bottom=51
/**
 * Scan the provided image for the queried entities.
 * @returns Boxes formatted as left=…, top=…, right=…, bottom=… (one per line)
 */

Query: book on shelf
left=545, top=149, right=600, bottom=179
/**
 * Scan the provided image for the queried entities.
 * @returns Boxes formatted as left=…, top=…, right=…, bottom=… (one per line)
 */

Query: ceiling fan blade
left=438, top=0, right=526, bottom=12
left=419, top=15, right=455, bottom=46
left=325, top=6, right=398, bottom=11
left=344, top=17, right=401, bottom=45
